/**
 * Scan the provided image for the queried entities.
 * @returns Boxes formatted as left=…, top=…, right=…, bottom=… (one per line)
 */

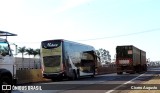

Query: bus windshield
left=41, top=40, right=62, bottom=73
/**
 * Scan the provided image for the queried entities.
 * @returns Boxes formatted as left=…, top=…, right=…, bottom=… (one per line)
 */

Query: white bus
left=40, top=39, right=98, bottom=81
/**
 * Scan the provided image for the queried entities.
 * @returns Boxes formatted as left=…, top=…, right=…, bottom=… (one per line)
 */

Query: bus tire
left=51, top=78, right=57, bottom=82
left=91, top=70, right=95, bottom=77
left=68, top=70, right=77, bottom=80
left=117, top=72, right=123, bottom=75
left=77, top=69, right=80, bottom=79
left=73, top=70, right=78, bottom=80
left=0, top=75, right=12, bottom=93
left=91, top=74, right=95, bottom=78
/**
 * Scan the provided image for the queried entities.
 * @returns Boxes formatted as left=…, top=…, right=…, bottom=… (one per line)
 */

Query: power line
left=10, top=28, right=160, bottom=43
left=77, top=28, right=160, bottom=41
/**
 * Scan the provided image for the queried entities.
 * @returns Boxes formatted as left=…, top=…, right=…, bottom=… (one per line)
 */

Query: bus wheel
left=117, top=72, right=123, bottom=75
left=76, top=69, right=80, bottom=79
left=91, top=74, right=95, bottom=78
left=57, top=76, right=63, bottom=81
left=91, top=71, right=95, bottom=77
left=51, top=78, right=58, bottom=82
left=71, top=70, right=77, bottom=80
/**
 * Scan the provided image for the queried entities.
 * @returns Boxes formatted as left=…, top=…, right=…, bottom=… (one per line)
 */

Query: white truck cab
left=0, top=31, right=17, bottom=93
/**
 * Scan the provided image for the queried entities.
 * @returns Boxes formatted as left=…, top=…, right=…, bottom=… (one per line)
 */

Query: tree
left=25, top=48, right=34, bottom=68
left=35, top=49, right=40, bottom=57
left=31, top=48, right=40, bottom=69
left=18, top=46, right=26, bottom=69
left=35, top=49, right=41, bottom=68
left=32, top=49, right=38, bottom=58
left=113, top=54, right=116, bottom=62
left=96, top=48, right=111, bottom=65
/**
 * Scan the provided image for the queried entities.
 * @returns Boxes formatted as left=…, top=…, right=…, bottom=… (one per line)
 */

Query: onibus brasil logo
left=2, top=85, right=42, bottom=91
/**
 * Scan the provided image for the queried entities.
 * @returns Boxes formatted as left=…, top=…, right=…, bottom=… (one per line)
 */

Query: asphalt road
left=12, top=67, right=160, bottom=93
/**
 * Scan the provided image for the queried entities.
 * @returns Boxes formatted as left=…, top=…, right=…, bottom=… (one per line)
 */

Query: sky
left=0, top=0, right=160, bottom=61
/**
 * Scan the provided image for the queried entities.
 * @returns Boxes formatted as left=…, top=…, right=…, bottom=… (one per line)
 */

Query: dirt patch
left=97, top=66, right=116, bottom=74
left=16, top=69, right=50, bottom=84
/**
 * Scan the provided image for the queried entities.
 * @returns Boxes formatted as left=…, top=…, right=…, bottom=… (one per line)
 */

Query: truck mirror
left=10, top=43, right=18, bottom=56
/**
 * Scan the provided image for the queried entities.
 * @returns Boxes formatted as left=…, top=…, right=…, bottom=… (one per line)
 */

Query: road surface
left=12, top=67, right=160, bottom=93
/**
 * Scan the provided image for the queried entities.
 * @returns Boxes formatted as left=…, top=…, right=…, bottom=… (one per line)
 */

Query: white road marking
left=105, top=72, right=146, bottom=93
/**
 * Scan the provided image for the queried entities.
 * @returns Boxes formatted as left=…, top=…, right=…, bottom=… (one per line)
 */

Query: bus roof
left=41, top=39, right=95, bottom=49
left=0, top=31, right=17, bottom=36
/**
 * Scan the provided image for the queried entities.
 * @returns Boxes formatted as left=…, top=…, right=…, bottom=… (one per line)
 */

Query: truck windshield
left=0, top=42, right=10, bottom=56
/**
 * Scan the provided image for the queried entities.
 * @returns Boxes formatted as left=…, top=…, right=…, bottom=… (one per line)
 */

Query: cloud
left=54, top=0, right=92, bottom=14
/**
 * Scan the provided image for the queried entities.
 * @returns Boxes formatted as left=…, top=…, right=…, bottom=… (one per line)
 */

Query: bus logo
left=47, top=43, right=58, bottom=47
